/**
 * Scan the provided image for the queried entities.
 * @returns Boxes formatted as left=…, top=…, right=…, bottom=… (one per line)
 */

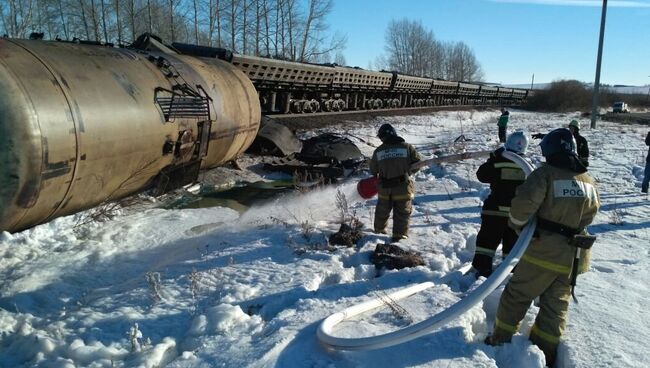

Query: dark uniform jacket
left=645, top=131, right=650, bottom=162
left=476, top=147, right=526, bottom=217
left=369, top=135, right=420, bottom=201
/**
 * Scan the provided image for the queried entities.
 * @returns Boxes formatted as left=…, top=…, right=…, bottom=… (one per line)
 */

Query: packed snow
left=1, top=110, right=649, bottom=368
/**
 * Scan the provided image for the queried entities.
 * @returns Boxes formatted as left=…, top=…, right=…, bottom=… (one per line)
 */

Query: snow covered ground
left=1, top=110, right=649, bottom=368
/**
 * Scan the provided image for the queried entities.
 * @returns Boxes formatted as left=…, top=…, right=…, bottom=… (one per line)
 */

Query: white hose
left=317, top=150, right=536, bottom=350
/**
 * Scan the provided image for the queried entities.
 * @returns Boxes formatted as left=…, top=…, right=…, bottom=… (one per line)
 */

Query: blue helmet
left=505, top=130, right=529, bottom=154
left=377, top=123, right=397, bottom=140
left=539, top=128, right=577, bottom=157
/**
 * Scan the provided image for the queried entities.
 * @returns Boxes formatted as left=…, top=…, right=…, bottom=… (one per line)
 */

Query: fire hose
left=317, top=150, right=536, bottom=351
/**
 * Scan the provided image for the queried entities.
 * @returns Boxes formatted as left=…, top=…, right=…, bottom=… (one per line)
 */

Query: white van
left=612, top=102, right=629, bottom=113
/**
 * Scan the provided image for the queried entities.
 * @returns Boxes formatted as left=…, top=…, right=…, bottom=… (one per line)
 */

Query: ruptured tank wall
left=0, top=39, right=260, bottom=233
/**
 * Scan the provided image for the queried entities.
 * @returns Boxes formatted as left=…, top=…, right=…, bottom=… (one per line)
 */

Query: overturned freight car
left=0, top=35, right=261, bottom=233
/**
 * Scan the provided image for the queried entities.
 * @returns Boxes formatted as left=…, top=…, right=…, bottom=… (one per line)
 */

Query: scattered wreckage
left=248, top=119, right=366, bottom=184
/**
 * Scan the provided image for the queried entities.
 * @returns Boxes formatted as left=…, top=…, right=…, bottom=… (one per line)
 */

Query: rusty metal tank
left=0, top=38, right=260, bottom=233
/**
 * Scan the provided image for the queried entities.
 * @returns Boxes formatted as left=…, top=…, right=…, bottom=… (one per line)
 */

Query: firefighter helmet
left=505, top=130, right=529, bottom=154
left=540, top=128, right=577, bottom=157
left=568, top=120, right=580, bottom=130
left=377, top=123, right=397, bottom=140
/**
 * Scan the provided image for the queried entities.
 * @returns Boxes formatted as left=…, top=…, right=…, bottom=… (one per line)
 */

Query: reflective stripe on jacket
left=509, top=164, right=600, bottom=274
left=477, top=147, right=525, bottom=215
left=370, top=137, right=421, bottom=200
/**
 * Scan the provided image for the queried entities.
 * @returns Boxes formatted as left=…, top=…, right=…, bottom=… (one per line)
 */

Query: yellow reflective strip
left=531, top=324, right=561, bottom=345
left=495, top=317, right=518, bottom=333
left=378, top=194, right=414, bottom=201
left=494, top=162, right=521, bottom=169
left=521, top=254, right=572, bottom=275
left=498, top=206, right=511, bottom=212
left=482, top=210, right=510, bottom=217
left=392, top=194, right=414, bottom=201
left=475, top=246, right=496, bottom=256
left=509, top=213, right=528, bottom=226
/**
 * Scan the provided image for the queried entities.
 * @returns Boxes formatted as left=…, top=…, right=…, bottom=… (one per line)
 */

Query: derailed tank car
left=0, top=37, right=260, bottom=233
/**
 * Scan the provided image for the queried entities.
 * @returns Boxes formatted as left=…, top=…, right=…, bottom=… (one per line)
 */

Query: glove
left=532, top=133, right=545, bottom=139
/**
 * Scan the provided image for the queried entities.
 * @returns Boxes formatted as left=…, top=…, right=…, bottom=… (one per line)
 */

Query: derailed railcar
left=229, top=52, right=529, bottom=115
left=0, top=37, right=260, bottom=233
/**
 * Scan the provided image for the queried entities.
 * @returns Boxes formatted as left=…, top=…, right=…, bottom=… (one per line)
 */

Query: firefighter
left=497, top=108, right=510, bottom=143
left=567, top=120, right=589, bottom=167
left=370, top=123, right=421, bottom=242
left=533, top=120, right=589, bottom=167
left=485, top=128, right=600, bottom=367
left=472, top=131, right=529, bottom=278
left=642, top=131, right=650, bottom=193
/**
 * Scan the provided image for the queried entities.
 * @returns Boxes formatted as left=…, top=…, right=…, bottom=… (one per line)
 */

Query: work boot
left=373, top=228, right=387, bottom=234
left=484, top=335, right=500, bottom=346
left=391, top=234, right=408, bottom=243
left=471, top=255, right=493, bottom=278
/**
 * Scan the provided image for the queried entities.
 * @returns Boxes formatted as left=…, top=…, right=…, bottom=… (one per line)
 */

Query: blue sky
left=328, top=0, right=650, bottom=86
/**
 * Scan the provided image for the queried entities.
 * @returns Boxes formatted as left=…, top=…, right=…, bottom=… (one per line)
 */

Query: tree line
left=0, top=0, right=346, bottom=63
left=1, top=2, right=484, bottom=81
left=377, top=18, right=484, bottom=82
left=527, top=79, right=650, bottom=111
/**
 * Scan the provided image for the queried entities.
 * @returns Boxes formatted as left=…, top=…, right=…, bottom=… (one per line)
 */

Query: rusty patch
left=42, top=137, right=72, bottom=179
left=16, top=177, right=40, bottom=208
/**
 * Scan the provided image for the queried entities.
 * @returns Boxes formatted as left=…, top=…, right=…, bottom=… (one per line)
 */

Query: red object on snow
left=357, top=176, right=379, bottom=199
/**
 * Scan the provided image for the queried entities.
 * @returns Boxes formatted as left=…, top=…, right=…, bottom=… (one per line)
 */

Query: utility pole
left=591, top=0, right=608, bottom=129
left=531, top=73, right=535, bottom=90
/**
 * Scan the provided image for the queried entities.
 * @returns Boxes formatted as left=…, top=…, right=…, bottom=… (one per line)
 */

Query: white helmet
left=505, top=130, right=529, bottom=154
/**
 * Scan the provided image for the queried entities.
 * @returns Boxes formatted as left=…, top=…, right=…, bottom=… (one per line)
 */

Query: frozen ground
left=1, top=110, right=649, bottom=367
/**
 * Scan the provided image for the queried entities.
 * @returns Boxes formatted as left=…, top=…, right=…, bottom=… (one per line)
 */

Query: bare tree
left=11, top=0, right=346, bottom=64
left=295, top=0, right=345, bottom=62
left=56, top=0, right=69, bottom=39
left=286, top=0, right=295, bottom=59
left=1, top=0, right=36, bottom=37
left=113, top=0, right=122, bottom=43
left=383, top=18, right=482, bottom=81
left=262, top=0, right=270, bottom=55
left=229, top=0, right=240, bottom=51
left=445, top=41, right=483, bottom=82
left=169, top=0, right=175, bottom=41
left=100, top=0, right=109, bottom=42
left=146, top=0, right=152, bottom=34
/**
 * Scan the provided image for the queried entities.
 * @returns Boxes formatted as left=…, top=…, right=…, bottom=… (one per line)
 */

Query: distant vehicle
left=612, top=101, right=630, bottom=113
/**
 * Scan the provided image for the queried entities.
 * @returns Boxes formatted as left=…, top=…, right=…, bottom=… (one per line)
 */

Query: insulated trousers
left=498, top=126, right=507, bottom=143
left=642, top=160, right=650, bottom=193
left=491, top=262, right=571, bottom=367
left=472, top=214, right=518, bottom=277
left=374, top=196, right=413, bottom=239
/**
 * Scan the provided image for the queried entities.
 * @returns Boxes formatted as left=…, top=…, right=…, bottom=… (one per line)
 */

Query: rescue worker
left=642, top=131, right=650, bottom=193
left=472, top=131, right=529, bottom=278
left=485, top=128, right=600, bottom=367
left=370, top=123, right=421, bottom=242
left=497, top=108, right=510, bottom=143
left=533, top=120, right=589, bottom=167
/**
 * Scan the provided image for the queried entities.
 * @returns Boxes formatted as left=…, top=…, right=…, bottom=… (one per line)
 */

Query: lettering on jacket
left=553, top=179, right=598, bottom=200
left=377, top=148, right=408, bottom=161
